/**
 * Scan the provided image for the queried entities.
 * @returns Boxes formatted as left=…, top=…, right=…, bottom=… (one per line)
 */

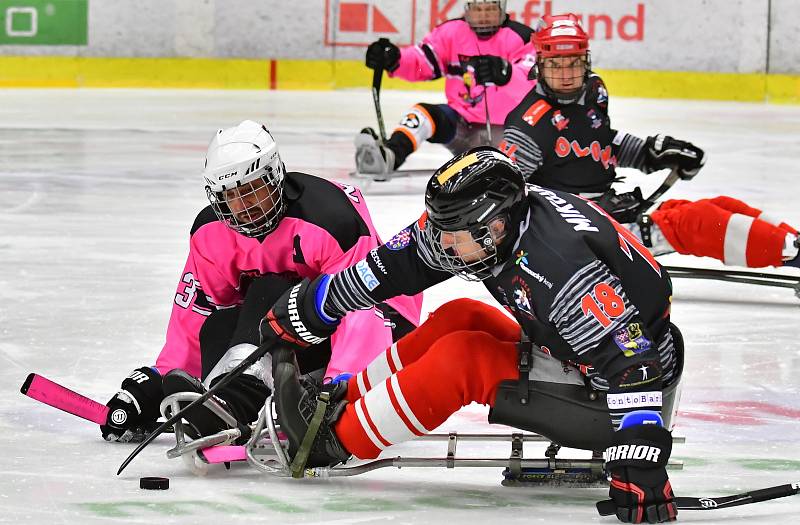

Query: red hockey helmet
left=532, top=14, right=589, bottom=58
left=530, top=14, right=591, bottom=102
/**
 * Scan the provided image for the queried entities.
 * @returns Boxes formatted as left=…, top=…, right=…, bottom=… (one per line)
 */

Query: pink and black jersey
left=391, top=18, right=536, bottom=125
left=155, top=172, right=422, bottom=379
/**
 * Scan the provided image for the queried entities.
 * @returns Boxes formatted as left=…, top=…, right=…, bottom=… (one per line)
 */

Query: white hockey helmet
left=464, top=0, right=507, bottom=38
left=202, top=120, right=286, bottom=237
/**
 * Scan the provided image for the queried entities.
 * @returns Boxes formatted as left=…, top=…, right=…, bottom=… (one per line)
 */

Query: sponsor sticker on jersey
left=587, top=109, right=603, bottom=129
left=522, top=99, right=552, bottom=127
left=597, top=84, right=608, bottom=105
left=514, top=250, right=553, bottom=289
left=370, top=249, right=388, bottom=274
left=386, top=227, right=412, bottom=250
left=551, top=110, right=569, bottom=131
left=613, top=322, right=652, bottom=357
left=356, top=260, right=379, bottom=291
left=511, top=276, right=534, bottom=318
left=606, top=391, right=662, bottom=410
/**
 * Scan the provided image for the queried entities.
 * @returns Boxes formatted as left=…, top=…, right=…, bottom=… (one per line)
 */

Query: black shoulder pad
left=586, top=73, right=609, bottom=107
left=190, top=205, right=219, bottom=236
left=283, top=172, right=371, bottom=252
left=503, top=19, right=534, bottom=43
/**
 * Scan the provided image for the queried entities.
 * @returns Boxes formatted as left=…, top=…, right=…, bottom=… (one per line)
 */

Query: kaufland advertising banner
left=1, top=0, right=797, bottom=74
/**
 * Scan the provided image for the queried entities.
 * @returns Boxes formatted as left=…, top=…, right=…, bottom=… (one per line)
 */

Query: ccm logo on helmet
left=604, top=444, right=662, bottom=463
left=287, top=285, right=326, bottom=345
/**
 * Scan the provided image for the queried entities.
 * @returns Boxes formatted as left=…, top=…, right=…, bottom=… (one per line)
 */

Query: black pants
left=198, top=274, right=332, bottom=379
left=198, top=274, right=416, bottom=379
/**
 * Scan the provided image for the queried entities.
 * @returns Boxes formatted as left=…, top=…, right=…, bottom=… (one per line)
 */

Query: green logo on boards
left=0, top=0, right=87, bottom=45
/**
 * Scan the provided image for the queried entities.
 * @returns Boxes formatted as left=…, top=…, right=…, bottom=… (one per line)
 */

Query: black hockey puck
left=139, top=476, right=169, bottom=490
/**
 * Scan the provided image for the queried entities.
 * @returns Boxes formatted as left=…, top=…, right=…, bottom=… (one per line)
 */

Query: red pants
left=336, top=298, right=521, bottom=459
left=652, top=196, right=797, bottom=267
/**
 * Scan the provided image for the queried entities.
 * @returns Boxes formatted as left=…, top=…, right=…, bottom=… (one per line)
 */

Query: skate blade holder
left=244, top=395, right=293, bottom=476
left=256, top=406, right=686, bottom=483
left=159, top=392, right=244, bottom=475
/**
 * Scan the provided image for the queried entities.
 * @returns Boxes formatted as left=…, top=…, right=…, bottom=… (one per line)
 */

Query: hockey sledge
left=160, top=393, right=684, bottom=485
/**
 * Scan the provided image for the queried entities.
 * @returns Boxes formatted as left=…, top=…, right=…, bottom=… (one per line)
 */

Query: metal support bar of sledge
left=665, top=265, right=800, bottom=298
left=160, top=392, right=242, bottom=460
left=243, top=396, right=686, bottom=479
left=301, top=456, right=684, bottom=479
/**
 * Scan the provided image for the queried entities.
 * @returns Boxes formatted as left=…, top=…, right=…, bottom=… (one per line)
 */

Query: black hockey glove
left=259, top=276, right=340, bottom=352
left=365, top=39, right=400, bottom=72
left=603, top=424, right=677, bottom=523
left=595, top=188, right=646, bottom=224
left=101, top=367, right=164, bottom=443
left=643, top=134, right=706, bottom=180
left=465, top=55, right=511, bottom=86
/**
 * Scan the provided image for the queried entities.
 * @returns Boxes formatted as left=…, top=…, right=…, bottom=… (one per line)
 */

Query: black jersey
left=501, top=75, right=647, bottom=193
left=326, top=187, right=675, bottom=428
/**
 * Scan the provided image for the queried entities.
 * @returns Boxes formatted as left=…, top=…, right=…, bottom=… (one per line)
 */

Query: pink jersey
left=391, top=18, right=536, bottom=125
left=155, top=173, right=422, bottom=379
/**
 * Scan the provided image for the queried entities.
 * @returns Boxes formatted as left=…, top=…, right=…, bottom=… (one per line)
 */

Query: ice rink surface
left=1, top=88, right=799, bottom=524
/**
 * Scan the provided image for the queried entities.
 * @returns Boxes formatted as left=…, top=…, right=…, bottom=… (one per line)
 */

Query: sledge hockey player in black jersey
left=261, top=147, right=681, bottom=523
left=355, top=0, right=536, bottom=177
left=501, top=14, right=800, bottom=270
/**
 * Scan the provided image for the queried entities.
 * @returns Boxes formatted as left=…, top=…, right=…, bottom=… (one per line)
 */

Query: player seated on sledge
left=261, top=148, right=682, bottom=523
left=98, top=120, right=421, bottom=444
left=354, top=0, right=536, bottom=176
left=500, top=14, right=800, bottom=270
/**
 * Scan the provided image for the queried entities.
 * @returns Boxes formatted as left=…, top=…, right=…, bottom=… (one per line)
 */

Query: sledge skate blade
left=501, top=466, right=607, bottom=488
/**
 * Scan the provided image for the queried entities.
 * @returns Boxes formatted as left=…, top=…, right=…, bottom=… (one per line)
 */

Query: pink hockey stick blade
left=20, top=373, right=109, bottom=425
left=200, top=445, right=247, bottom=463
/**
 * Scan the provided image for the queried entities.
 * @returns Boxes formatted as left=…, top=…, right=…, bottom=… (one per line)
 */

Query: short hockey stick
left=483, top=87, right=493, bottom=144
left=596, top=481, right=800, bottom=515
left=371, top=38, right=390, bottom=144
left=117, top=339, right=272, bottom=475
left=641, top=168, right=680, bottom=211
left=20, top=373, right=108, bottom=425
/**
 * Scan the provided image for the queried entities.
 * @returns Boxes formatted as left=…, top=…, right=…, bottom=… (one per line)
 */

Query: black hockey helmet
left=420, top=146, right=527, bottom=280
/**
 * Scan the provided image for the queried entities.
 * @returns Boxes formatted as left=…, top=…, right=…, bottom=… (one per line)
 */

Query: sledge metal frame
left=244, top=396, right=685, bottom=480
left=161, top=394, right=685, bottom=481
left=665, top=265, right=800, bottom=299
left=160, top=392, right=244, bottom=474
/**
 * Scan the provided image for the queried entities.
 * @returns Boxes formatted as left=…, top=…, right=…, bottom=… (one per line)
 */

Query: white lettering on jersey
left=528, top=184, right=600, bottom=232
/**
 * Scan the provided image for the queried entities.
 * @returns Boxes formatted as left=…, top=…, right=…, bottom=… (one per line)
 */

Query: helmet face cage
left=535, top=52, right=591, bottom=101
left=531, top=14, right=591, bottom=102
left=464, top=0, right=507, bottom=38
left=422, top=146, right=524, bottom=281
left=207, top=162, right=285, bottom=238
left=422, top=216, right=506, bottom=281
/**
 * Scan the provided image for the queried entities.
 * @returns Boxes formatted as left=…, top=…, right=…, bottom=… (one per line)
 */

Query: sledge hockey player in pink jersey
left=99, top=120, right=421, bottom=443
left=501, top=14, right=800, bottom=270
left=355, top=0, right=536, bottom=176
